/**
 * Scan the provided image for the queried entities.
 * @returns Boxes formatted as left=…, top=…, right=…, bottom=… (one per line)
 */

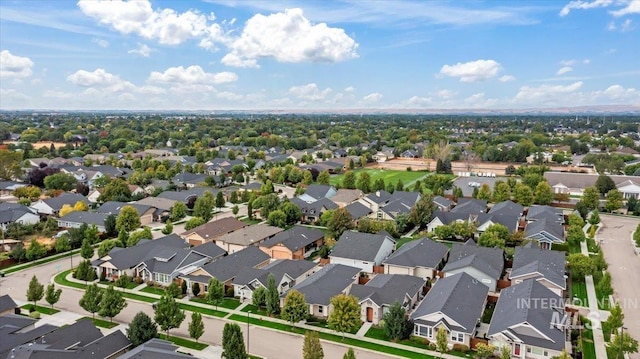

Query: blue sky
left=0, top=0, right=638, bottom=110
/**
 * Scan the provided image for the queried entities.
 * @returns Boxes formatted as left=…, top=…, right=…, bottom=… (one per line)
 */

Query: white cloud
left=92, top=38, right=109, bottom=48
left=559, top=59, right=576, bottom=66
left=67, top=68, right=126, bottom=87
left=559, top=0, right=614, bottom=16
left=608, top=21, right=617, bottom=30
left=515, top=81, right=583, bottom=102
left=149, top=65, right=237, bottom=85
left=436, top=90, right=457, bottom=99
left=621, top=19, right=634, bottom=31
left=77, top=0, right=225, bottom=46
left=610, top=0, right=640, bottom=16
left=216, top=91, right=243, bottom=101
left=0, top=88, right=30, bottom=101
left=602, top=84, right=639, bottom=99
left=464, top=92, right=498, bottom=108
left=362, top=92, right=383, bottom=103
left=0, top=50, right=34, bottom=78
left=583, top=59, right=591, bottom=64
left=499, top=75, right=516, bottom=82
left=128, top=43, right=153, bottom=57
left=439, top=59, right=502, bottom=82
left=222, top=8, right=358, bottom=67
left=344, top=86, right=355, bottom=93
left=406, top=96, right=433, bottom=106
left=288, top=83, right=332, bottom=101
left=557, top=66, right=573, bottom=75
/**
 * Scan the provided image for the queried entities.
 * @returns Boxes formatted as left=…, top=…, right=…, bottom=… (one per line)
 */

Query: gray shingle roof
left=290, top=263, right=360, bottom=306
left=431, top=211, right=519, bottom=233
left=411, top=272, right=488, bottom=334
left=443, top=241, right=504, bottom=280
left=489, top=200, right=524, bottom=216
left=511, top=247, right=566, bottom=289
left=181, top=217, right=247, bottom=240
left=214, top=223, right=283, bottom=246
left=96, top=201, right=152, bottom=216
left=234, top=259, right=316, bottom=289
left=40, top=193, right=87, bottom=211
left=344, top=202, right=372, bottom=219
left=527, top=205, right=563, bottom=223
left=58, top=211, right=110, bottom=228
left=199, top=246, right=271, bottom=282
left=488, top=280, right=567, bottom=351
left=524, top=218, right=565, bottom=244
left=451, top=198, right=487, bottom=214
left=0, top=295, right=17, bottom=313
left=383, top=238, right=449, bottom=269
left=349, top=274, right=425, bottom=307
left=117, top=338, right=191, bottom=359
left=190, top=242, right=227, bottom=260
left=96, top=234, right=187, bottom=270
left=331, top=231, right=395, bottom=262
left=303, top=185, right=336, bottom=201
left=433, top=196, right=453, bottom=209
left=260, top=225, right=324, bottom=252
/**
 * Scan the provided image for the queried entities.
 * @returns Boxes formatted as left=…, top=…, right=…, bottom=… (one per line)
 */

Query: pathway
left=580, top=240, right=609, bottom=359
left=356, top=322, right=373, bottom=337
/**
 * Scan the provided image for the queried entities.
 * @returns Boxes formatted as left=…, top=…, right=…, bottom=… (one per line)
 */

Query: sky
left=0, top=0, right=639, bottom=111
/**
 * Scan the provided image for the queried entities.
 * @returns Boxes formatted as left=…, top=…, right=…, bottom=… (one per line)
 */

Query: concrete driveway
left=0, top=255, right=395, bottom=359
left=599, top=214, right=640, bottom=358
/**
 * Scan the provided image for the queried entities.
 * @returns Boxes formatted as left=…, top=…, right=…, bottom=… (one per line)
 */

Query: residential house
left=488, top=280, right=569, bottom=358
left=0, top=203, right=39, bottom=231
left=411, top=272, right=489, bottom=349
left=442, top=240, right=504, bottom=292
left=134, top=197, right=176, bottom=222
left=259, top=225, right=324, bottom=259
left=233, top=259, right=318, bottom=301
left=59, top=166, right=105, bottom=188
left=30, top=192, right=88, bottom=216
left=212, top=223, right=283, bottom=253
left=92, top=234, right=187, bottom=280
left=0, top=181, right=27, bottom=196
left=510, top=246, right=567, bottom=296
left=57, top=211, right=110, bottom=232
left=0, top=295, right=17, bottom=316
left=360, top=190, right=420, bottom=221
left=172, top=173, right=208, bottom=189
left=290, top=197, right=339, bottom=223
left=383, top=238, right=449, bottom=280
left=544, top=171, right=640, bottom=198
left=86, top=188, right=104, bottom=204
left=489, top=200, right=525, bottom=218
left=400, top=149, right=419, bottom=158
left=330, top=231, right=396, bottom=273
left=433, top=196, right=454, bottom=212
left=96, top=201, right=155, bottom=226
left=181, top=217, right=247, bottom=246
left=350, top=274, right=425, bottom=324
left=427, top=211, right=519, bottom=236
left=527, top=205, right=564, bottom=223
left=288, top=263, right=361, bottom=319
left=27, top=157, right=68, bottom=168
left=344, top=201, right=373, bottom=223
left=298, top=184, right=338, bottom=203
left=373, top=150, right=395, bottom=163
left=117, top=338, right=192, bottom=359
left=451, top=198, right=488, bottom=214
left=185, top=246, right=271, bottom=293
left=330, top=189, right=363, bottom=207
left=524, top=219, right=565, bottom=250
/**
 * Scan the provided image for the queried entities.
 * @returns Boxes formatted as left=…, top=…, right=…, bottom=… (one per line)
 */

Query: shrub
left=100, top=271, right=106, bottom=282
left=225, top=287, right=234, bottom=297
left=29, top=311, right=40, bottom=319
left=452, top=344, right=469, bottom=353
left=133, top=276, right=144, bottom=285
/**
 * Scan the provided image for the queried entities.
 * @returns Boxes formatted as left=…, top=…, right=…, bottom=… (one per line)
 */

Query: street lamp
left=246, top=310, right=251, bottom=355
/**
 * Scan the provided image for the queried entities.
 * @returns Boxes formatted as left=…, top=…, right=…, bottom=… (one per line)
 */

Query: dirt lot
left=5, top=141, right=67, bottom=149
left=369, top=158, right=592, bottom=174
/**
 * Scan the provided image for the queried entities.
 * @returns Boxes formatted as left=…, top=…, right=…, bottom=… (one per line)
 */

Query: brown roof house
left=212, top=223, right=283, bottom=253
left=181, top=217, right=247, bottom=246
left=259, top=225, right=324, bottom=260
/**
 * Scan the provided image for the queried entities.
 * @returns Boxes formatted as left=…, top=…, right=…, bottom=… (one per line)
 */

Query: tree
left=26, top=238, right=47, bottom=261
left=13, top=185, right=41, bottom=200
left=356, top=172, right=371, bottom=193
left=605, top=189, right=623, bottom=212
left=59, top=204, right=75, bottom=217
left=79, top=283, right=103, bottom=319
left=606, top=302, right=624, bottom=330
left=26, top=275, right=44, bottom=309
left=45, top=284, right=62, bottom=309
left=382, top=301, right=412, bottom=342
left=104, top=214, right=117, bottom=237
left=567, top=225, right=586, bottom=244
left=567, top=253, right=596, bottom=279
left=514, top=183, right=534, bottom=206
left=154, top=292, right=186, bottom=337
left=221, top=323, right=247, bottom=359
left=215, top=191, right=226, bottom=208
left=188, top=312, right=205, bottom=343
left=206, top=277, right=224, bottom=309
left=343, top=348, right=356, bottom=359
left=184, top=217, right=206, bottom=230
left=342, top=171, right=356, bottom=189
left=582, top=186, right=600, bottom=211
left=500, top=345, right=511, bottom=359
left=492, top=181, right=511, bottom=203
left=162, top=222, right=174, bottom=235
left=475, top=343, right=495, bottom=359
left=266, top=273, right=280, bottom=316
left=595, top=175, right=616, bottom=196
left=280, top=201, right=302, bottom=225
left=0, top=149, right=23, bottom=180
left=44, top=173, right=76, bottom=191
left=477, top=224, right=509, bottom=248
left=608, top=332, right=639, bottom=359
left=327, top=207, right=354, bottom=239
left=116, top=205, right=141, bottom=232
left=534, top=181, right=554, bottom=205
left=267, top=210, right=287, bottom=228
left=252, top=286, right=266, bottom=308
left=476, top=183, right=492, bottom=201
left=80, top=238, right=94, bottom=259
left=317, top=170, right=331, bottom=185
left=56, top=236, right=73, bottom=255
left=10, top=242, right=27, bottom=262
left=127, top=312, right=158, bottom=347
left=117, top=228, right=129, bottom=248
left=192, top=282, right=201, bottom=297
left=281, top=290, right=308, bottom=327
left=436, top=327, right=448, bottom=356
left=115, top=272, right=131, bottom=289
left=552, top=350, right=572, bottom=359
left=409, top=194, right=435, bottom=229
left=166, top=282, right=181, bottom=298
left=193, top=194, right=215, bottom=222
left=302, top=331, right=324, bottom=359
left=589, top=210, right=601, bottom=226
left=99, top=284, right=127, bottom=322
left=328, top=294, right=361, bottom=339
left=170, top=202, right=187, bottom=222
left=98, top=178, right=132, bottom=202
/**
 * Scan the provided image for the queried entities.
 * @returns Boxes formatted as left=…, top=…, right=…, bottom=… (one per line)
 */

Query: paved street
left=600, top=214, right=640, bottom=359
left=0, top=254, right=396, bottom=359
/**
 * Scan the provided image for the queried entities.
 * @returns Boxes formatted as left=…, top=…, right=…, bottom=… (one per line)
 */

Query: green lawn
left=571, top=280, right=589, bottom=307
left=330, top=169, right=429, bottom=188
left=241, top=218, right=262, bottom=225
left=178, top=303, right=227, bottom=318
left=239, top=304, right=268, bottom=316
left=78, top=316, right=118, bottom=329
left=100, top=280, right=138, bottom=290
left=140, top=285, right=166, bottom=295
left=54, top=270, right=156, bottom=303
left=20, top=304, right=60, bottom=315
left=3, top=249, right=81, bottom=274
left=158, top=333, right=208, bottom=350
left=395, top=237, right=418, bottom=249
left=580, top=316, right=597, bottom=359
left=190, top=297, right=241, bottom=310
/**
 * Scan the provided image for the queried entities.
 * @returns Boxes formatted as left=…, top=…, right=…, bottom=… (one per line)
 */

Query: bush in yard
left=184, top=217, right=205, bottom=231
left=192, top=283, right=200, bottom=297
left=166, top=282, right=181, bottom=298
left=127, top=312, right=158, bottom=347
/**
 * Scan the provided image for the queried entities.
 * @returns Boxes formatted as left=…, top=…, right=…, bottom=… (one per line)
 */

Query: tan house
left=212, top=223, right=283, bottom=253
left=95, top=201, right=155, bottom=226
left=181, top=217, right=247, bottom=246
left=330, top=189, right=363, bottom=207
left=259, top=226, right=324, bottom=260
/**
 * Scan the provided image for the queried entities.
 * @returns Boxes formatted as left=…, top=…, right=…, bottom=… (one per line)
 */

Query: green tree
left=408, top=194, right=435, bottom=229
left=206, top=277, right=224, bottom=310
left=166, top=282, right=181, bottom=298
left=104, top=214, right=118, bottom=237
left=193, top=194, right=215, bottom=222
left=514, top=183, right=534, bottom=206
left=252, top=286, right=266, bottom=308
left=281, top=290, right=308, bottom=327
left=266, top=273, right=280, bottom=316
left=98, top=178, right=132, bottom=202
left=327, top=207, right=354, bottom=238
left=26, top=238, right=47, bottom=261
left=302, top=331, right=324, bottom=359
left=188, top=312, right=205, bottom=343
left=80, top=238, right=94, bottom=259
left=10, top=242, right=27, bottom=262
left=534, top=181, right=554, bottom=205
left=26, top=275, right=44, bottom=309
left=45, top=283, right=62, bottom=310
left=382, top=301, right=411, bottom=342
left=500, top=345, right=511, bottom=359
left=99, top=284, right=127, bottom=322
left=154, top=292, right=186, bottom=337
left=605, top=302, right=624, bottom=330
left=356, top=172, right=372, bottom=193
left=595, top=175, right=616, bottom=196
left=589, top=210, right=601, bottom=226
left=79, top=283, right=103, bottom=319
left=184, top=217, right=206, bottom=230
left=475, top=343, right=495, bottom=359
left=567, top=225, right=586, bottom=244
left=0, top=149, right=23, bottom=180
left=267, top=210, right=287, bottom=228
left=280, top=201, right=302, bottom=225
left=567, top=253, right=596, bottom=279
left=222, top=323, right=247, bottom=359
left=328, top=294, right=361, bottom=339
left=343, top=348, right=356, bottom=359
left=492, top=181, right=511, bottom=203
left=317, top=170, right=331, bottom=185
left=476, top=183, right=492, bottom=201
left=582, top=186, right=600, bottom=211
left=170, top=202, right=187, bottom=222
left=161, top=221, right=174, bottom=235
left=436, top=327, right=448, bottom=356
left=115, top=272, right=131, bottom=289
left=127, top=312, right=158, bottom=347
left=44, top=173, right=76, bottom=191
left=552, top=350, right=572, bottom=359
left=261, top=179, right=275, bottom=194
left=477, top=224, right=509, bottom=248
left=605, top=189, right=623, bottom=212
left=608, top=332, right=639, bottom=359
left=192, top=282, right=201, bottom=297
left=342, top=170, right=356, bottom=189
left=116, top=205, right=141, bottom=232
left=215, top=191, right=226, bottom=208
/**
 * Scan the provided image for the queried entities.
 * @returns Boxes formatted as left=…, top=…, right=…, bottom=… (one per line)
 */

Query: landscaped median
left=20, top=304, right=60, bottom=315
left=158, top=333, right=208, bottom=350
left=78, top=316, right=118, bottom=329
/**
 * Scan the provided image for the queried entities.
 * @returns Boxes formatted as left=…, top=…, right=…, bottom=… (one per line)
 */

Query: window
left=318, top=306, right=324, bottom=313
left=451, top=332, right=464, bottom=342
left=377, top=210, right=383, bottom=220
left=544, top=351, right=549, bottom=357
left=414, top=325, right=432, bottom=338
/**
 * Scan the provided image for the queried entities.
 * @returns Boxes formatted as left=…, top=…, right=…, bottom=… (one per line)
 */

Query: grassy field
left=329, top=169, right=430, bottom=189
left=190, top=297, right=241, bottom=310
left=21, top=304, right=60, bottom=315
left=78, top=316, right=118, bottom=329
left=158, top=333, right=208, bottom=350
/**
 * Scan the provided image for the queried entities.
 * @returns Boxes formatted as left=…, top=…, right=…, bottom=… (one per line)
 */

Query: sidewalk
left=580, top=241, right=609, bottom=359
